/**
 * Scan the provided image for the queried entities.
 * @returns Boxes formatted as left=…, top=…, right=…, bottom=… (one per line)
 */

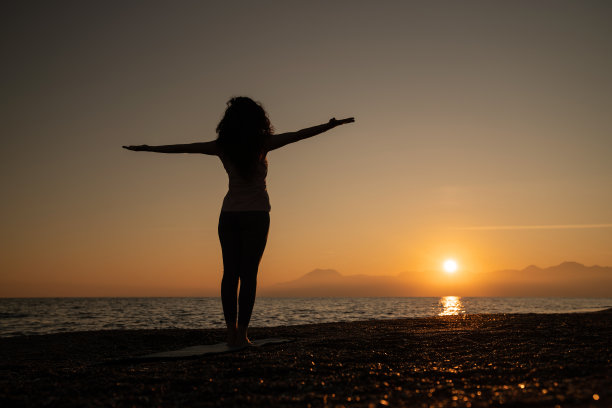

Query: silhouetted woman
left=124, top=97, right=354, bottom=346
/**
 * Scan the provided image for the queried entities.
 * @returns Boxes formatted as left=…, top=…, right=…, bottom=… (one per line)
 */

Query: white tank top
left=219, top=153, right=271, bottom=212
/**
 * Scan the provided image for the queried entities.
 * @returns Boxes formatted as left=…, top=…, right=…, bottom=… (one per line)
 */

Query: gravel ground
left=1, top=309, right=610, bottom=407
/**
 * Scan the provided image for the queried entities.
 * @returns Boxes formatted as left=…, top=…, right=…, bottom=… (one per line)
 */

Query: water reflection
left=4, top=297, right=612, bottom=336
left=438, top=296, right=464, bottom=316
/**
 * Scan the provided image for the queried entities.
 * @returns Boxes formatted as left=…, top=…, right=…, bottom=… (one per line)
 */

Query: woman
left=123, top=97, right=354, bottom=347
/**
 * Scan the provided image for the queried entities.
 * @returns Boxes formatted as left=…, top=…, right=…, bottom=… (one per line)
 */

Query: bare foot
left=232, top=325, right=252, bottom=347
left=232, top=337, right=252, bottom=348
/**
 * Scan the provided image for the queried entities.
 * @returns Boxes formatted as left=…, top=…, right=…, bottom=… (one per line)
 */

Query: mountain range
left=259, top=262, right=612, bottom=297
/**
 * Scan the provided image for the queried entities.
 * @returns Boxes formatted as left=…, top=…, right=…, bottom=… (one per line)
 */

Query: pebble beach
left=1, top=309, right=610, bottom=407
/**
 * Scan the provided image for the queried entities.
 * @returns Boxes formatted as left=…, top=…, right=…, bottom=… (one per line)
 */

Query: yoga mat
left=139, top=338, right=293, bottom=359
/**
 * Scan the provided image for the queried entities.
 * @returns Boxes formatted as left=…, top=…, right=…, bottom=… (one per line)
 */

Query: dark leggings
left=218, top=211, right=270, bottom=328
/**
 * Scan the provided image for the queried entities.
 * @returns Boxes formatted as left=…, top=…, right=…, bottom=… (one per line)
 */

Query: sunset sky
left=2, top=1, right=611, bottom=297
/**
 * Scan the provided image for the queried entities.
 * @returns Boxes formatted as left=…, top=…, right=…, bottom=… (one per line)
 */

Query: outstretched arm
left=265, top=117, right=355, bottom=151
left=122, top=141, right=219, bottom=155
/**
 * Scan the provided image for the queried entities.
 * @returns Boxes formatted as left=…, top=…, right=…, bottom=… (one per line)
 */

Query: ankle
left=235, top=325, right=251, bottom=344
left=226, top=324, right=238, bottom=344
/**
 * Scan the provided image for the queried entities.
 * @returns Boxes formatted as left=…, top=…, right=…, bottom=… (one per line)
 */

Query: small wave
left=567, top=307, right=611, bottom=313
left=0, top=313, right=29, bottom=319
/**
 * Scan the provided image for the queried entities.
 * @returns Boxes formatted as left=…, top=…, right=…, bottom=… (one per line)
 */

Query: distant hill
left=481, top=262, right=612, bottom=297
left=259, top=262, right=612, bottom=297
left=260, top=268, right=418, bottom=297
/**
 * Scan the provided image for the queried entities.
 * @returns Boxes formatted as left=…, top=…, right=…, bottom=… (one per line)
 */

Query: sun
left=443, top=259, right=458, bottom=273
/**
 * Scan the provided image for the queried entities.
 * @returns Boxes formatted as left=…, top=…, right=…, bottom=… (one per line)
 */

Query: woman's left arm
left=265, top=117, right=354, bottom=151
left=122, top=141, right=219, bottom=155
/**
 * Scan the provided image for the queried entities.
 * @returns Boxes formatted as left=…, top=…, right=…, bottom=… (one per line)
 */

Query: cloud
left=456, top=223, right=612, bottom=231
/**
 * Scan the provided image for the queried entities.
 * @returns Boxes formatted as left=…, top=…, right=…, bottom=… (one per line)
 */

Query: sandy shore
left=1, top=309, right=610, bottom=407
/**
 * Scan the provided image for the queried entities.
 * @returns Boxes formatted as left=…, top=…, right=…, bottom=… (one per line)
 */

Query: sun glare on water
left=438, top=296, right=464, bottom=316
left=443, top=259, right=458, bottom=273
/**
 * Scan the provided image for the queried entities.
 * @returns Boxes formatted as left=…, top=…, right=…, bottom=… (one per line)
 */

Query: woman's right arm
left=265, top=117, right=354, bottom=151
left=122, top=141, right=219, bottom=155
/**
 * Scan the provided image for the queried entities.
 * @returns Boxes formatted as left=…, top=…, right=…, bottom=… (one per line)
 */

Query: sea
left=1, top=297, right=611, bottom=337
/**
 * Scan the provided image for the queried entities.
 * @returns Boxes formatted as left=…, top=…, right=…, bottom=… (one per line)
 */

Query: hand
left=122, top=145, right=149, bottom=151
left=329, top=117, right=355, bottom=127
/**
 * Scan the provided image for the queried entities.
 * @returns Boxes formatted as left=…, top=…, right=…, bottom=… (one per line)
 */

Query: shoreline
left=1, top=305, right=611, bottom=339
left=2, top=297, right=611, bottom=339
left=1, top=310, right=610, bottom=407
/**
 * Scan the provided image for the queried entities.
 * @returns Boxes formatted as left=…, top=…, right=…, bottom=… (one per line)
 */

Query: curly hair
left=216, top=97, right=273, bottom=179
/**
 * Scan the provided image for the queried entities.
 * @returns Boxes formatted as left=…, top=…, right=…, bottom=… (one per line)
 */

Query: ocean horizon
left=2, top=296, right=611, bottom=338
